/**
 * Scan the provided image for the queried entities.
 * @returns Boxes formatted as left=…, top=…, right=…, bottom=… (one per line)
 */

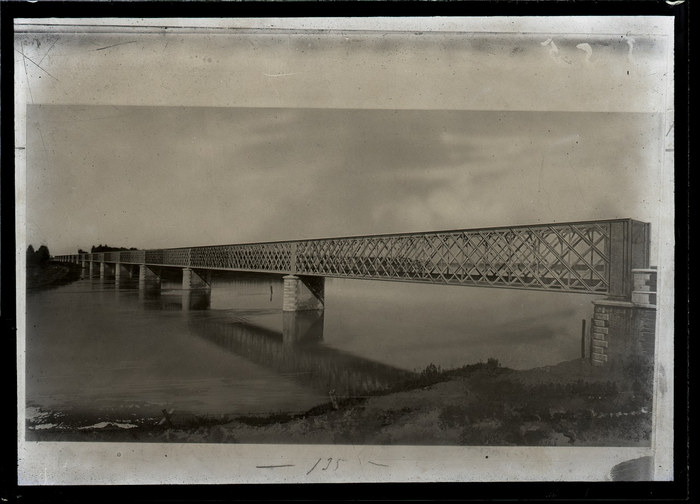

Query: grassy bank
left=26, top=356, right=653, bottom=446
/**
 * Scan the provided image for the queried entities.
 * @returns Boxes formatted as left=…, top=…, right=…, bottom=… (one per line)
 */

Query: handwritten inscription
left=307, top=457, right=347, bottom=474
left=257, top=457, right=386, bottom=474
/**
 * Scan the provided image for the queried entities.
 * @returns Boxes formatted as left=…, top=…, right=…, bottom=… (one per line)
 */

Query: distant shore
left=26, top=357, right=653, bottom=447
left=26, top=261, right=82, bottom=290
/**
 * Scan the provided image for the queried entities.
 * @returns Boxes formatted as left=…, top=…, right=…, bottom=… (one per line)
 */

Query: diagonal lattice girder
left=62, top=219, right=650, bottom=296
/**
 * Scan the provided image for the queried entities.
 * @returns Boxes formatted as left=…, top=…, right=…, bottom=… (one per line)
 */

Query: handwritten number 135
left=307, top=457, right=344, bottom=474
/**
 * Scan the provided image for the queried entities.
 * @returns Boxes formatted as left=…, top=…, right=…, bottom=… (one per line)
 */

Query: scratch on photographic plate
left=38, top=37, right=59, bottom=65
left=18, top=41, right=34, bottom=104
left=15, top=46, right=60, bottom=82
left=262, top=72, right=301, bottom=77
left=95, top=41, right=137, bottom=52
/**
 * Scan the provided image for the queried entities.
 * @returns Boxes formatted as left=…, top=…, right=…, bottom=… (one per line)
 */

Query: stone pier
left=283, top=275, right=325, bottom=311
left=182, top=268, right=211, bottom=290
left=590, top=268, right=657, bottom=369
left=99, top=262, right=112, bottom=278
left=138, top=264, right=161, bottom=286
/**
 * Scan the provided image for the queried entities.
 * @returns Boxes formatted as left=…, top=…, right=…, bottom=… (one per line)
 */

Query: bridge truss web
left=59, top=219, right=650, bottom=297
left=297, top=223, right=612, bottom=292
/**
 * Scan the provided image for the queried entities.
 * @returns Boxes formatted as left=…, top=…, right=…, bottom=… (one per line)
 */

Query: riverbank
left=26, top=261, right=82, bottom=289
left=26, top=356, right=653, bottom=446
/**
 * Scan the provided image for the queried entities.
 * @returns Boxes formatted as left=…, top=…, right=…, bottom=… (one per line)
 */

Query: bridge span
left=54, top=218, right=657, bottom=367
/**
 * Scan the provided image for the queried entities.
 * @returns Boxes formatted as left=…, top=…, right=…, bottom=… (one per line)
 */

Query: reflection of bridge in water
left=136, top=287, right=415, bottom=397
left=191, top=313, right=416, bottom=399
left=139, top=285, right=213, bottom=311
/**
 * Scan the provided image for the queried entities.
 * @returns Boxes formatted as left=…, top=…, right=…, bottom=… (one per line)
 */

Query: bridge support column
left=110, top=264, right=128, bottom=283
left=113, top=263, right=133, bottom=281
left=182, top=268, right=211, bottom=290
left=138, top=265, right=161, bottom=287
left=283, top=275, right=324, bottom=311
left=590, top=268, right=657, bottom=370
left=89, top=262, right=94, bottom=277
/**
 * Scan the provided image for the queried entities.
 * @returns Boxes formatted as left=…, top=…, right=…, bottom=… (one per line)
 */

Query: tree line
left=78, top=245, right=139, bottom=254
left=26, top=245, right=51, bottom=266
left=26, top=244, right=138, bottom=265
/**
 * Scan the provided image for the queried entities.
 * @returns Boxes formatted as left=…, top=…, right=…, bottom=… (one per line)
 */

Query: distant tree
left=26, top=245, right=37, bottom=266
left=27, top=244, right=51, bottom=266
left=78, top=248, right=88, bottom=254
left=35, top=245, right=51, bottom=264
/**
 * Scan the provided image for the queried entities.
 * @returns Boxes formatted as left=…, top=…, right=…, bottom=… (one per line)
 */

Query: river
left=24, top=269, right=602, bottom=420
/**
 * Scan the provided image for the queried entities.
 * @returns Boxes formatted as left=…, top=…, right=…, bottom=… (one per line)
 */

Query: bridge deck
left=56, top=218, right=650, bottom=297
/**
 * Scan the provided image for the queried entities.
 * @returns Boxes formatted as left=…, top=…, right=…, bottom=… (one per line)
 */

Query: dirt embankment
left=26, top=357, right=654, bottom=447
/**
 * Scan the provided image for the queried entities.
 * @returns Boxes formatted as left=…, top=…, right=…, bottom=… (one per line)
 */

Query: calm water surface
left=25, top=270, right=602, bottom=419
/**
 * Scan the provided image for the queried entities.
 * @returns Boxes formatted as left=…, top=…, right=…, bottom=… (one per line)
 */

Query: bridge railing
left=57, top=218, right=649, bottom=297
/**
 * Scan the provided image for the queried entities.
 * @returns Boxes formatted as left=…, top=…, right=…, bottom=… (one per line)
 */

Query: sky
left=26, top=106, right=665, bottom=258
left=17, top=23, right=672, bottom=260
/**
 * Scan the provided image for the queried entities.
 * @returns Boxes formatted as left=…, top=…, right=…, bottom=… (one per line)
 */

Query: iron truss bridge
left=55, top=218, right=650, bottom=297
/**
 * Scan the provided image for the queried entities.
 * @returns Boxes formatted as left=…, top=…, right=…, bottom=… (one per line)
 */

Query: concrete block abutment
left=590, top=268, right=657, bottom=370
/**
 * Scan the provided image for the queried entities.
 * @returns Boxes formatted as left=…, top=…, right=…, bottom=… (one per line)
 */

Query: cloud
left=25, top=106, right=663, bottom=255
